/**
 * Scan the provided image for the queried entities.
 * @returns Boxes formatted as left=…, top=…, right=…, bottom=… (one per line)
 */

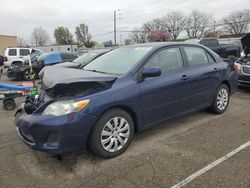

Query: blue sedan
left=15, top=42, right=238, bottom=158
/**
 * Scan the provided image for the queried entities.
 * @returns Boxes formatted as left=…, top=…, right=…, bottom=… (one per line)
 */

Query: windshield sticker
left=135, top=47, right=152, bottom=51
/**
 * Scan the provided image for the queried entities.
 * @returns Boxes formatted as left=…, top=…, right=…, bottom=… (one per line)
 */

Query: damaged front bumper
left=15, top=102, right=98, bottom=155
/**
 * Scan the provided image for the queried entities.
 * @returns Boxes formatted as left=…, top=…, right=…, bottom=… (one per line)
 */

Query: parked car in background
left=235, top=33, right=250, bottom=88
left=7, top=51, right=78, bottom=80
left=3, top=47, right=42, bottom=68
left=15, top=43, right=238, bottom=158
left=53, top=50, right=111, bottom=69
left=186, top=38, right=240, bottom=60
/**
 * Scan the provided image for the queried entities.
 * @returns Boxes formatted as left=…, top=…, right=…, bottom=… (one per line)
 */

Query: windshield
left=73, top=53, right=98, bottom=66
left=31, top=50, right=43, bottom=62
left=84, top=47, right=151, bottom=75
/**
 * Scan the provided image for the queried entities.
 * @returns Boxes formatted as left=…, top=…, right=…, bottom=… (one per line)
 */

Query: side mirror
left=142, top=67, right=161, bottom=78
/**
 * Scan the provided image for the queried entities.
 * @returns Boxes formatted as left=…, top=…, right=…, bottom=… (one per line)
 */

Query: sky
left=0, top=0, right=249, bottom=45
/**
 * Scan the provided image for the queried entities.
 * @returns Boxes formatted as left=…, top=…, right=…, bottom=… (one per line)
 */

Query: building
left=34, top=44, right=78, bottom=54
left=0, top=34, right=17, bottom=55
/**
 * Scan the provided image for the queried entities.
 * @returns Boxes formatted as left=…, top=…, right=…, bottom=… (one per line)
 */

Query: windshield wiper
left=84, top=69, right=108, bottom=74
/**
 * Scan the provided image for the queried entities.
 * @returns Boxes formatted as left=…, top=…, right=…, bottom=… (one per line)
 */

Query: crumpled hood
left=53, top=62, right=79, bottom=68
left=39, top=66, right=116, bottom=90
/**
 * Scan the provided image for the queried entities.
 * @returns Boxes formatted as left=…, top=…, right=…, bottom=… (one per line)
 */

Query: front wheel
left=89, top=109, right=134, bottom=158
left=23, top=69, right=36, bottom=81
left=209, top=84, right=230, bottom=114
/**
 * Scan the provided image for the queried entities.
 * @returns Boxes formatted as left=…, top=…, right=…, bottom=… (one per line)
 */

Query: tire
left=3, top=99, right=16, bottom=110
left=89, top=109, right=134, bottom=158
left=23, top=69, right=36, bottom=81
left=209, top=84, right=230, bottom=114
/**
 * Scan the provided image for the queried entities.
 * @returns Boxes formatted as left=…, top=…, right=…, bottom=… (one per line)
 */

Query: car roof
left=123, top=42, right=206, bottom=50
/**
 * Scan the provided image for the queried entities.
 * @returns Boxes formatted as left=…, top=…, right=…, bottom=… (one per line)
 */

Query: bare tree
left=31, top=27, right=50, bottom=46
left=185, top=10, right=213, bottom=38
left=17, top=37, right=28, bottom=47
left=222, top=9, right=250, bottom=35
left=130, top=19, right=166, bottom=44
left=142, top=18, right=166, bottom=32
left=130, top=29, right=148, bottom=44
left=164, top=11, right=186, bottom=40
left=75, top=23, right=96, bottom=48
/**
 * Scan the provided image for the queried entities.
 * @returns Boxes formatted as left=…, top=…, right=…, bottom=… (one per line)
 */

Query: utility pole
left=114, top=10, right=117, bottom=45
left=213, top=21, right=216, bottom=33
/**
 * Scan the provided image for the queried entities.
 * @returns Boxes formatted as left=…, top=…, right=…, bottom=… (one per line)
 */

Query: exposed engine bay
left=23, top=66, right=116, bottom=114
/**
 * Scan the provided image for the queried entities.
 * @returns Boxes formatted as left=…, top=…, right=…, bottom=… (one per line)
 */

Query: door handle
left=181, top=75, right=188, bottom=81
left=213, top=67, right=218, bottom=72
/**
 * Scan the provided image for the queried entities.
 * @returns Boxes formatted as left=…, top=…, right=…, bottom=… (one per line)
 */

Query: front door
left=139, top=47, right=191, bottom=126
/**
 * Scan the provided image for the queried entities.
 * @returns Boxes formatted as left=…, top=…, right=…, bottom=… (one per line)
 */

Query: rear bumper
left=15, top=103, right=98, bottom=155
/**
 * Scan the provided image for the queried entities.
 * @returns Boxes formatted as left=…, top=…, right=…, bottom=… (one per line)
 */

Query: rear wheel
left=209, top=84, right=230, bottom=114
left=89, top=109, right=134, bottom=158
left=3, top=99, right=16, bottom=110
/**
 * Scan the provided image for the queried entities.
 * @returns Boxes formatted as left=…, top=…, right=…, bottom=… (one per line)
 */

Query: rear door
left=19, top=48, right=31, bottom=61
left=182, top=45, right=221, bottom=109
left=139, top=46, right=191, bottom=126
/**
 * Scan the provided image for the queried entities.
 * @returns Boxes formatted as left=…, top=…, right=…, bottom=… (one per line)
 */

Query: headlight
left=42, top=99, right=89, bottom=116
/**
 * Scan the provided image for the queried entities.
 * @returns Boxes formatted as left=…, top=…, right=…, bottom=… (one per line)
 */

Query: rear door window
left=20, top=49, right=30, bottom=56
left=8, top=49, right=17, bottom=56
left=183, top=46, right=209, bottom=66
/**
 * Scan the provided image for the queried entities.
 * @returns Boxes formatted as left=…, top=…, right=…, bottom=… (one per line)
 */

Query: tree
left=130, top=29, right=148, bottom=44
left=222, top=9, right=250, bottom=35
left=164, top=11, right=186, bottom=40
left=75, top=23, right=96, bottom=48
left=142, top=18, right=166, bottom=32
left=124, top=39, right=132, bottom=45
left=185, top=10, right=213, bottom=38
left=31, top=27, right=50, bottom=46
left=147, top=29, right=171, bottom=42
left=17, top=37, right=28, bottom=47
left=54, top=27, right=74, bottom=45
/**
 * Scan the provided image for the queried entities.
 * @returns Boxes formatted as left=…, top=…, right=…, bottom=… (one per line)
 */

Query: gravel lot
left=0, top=72, right=250, bottom=188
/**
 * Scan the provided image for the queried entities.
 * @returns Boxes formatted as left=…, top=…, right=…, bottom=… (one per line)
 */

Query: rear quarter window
left=8, top=49, right=17, bottom=56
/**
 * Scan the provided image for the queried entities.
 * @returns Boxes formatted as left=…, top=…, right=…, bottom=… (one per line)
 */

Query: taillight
left=234, top=63, right=238, bottom=72
left=4, top=56, right=7, bottom=61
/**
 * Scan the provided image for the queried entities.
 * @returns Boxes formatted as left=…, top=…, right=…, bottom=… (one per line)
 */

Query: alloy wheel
left=216, top=88, right=229, bottom=111
left=101, top=117, right=130, bottom=153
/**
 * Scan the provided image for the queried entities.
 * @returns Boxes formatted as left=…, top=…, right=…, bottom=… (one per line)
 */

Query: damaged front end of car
left=20, top=66, right=116, bottom=115
left=15, top=67, right=117, bottom=154
left=235, top=56, right=250, bottom=87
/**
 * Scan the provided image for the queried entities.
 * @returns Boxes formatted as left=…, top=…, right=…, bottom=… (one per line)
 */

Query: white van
left=3, top=48, right=42, bottom=68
